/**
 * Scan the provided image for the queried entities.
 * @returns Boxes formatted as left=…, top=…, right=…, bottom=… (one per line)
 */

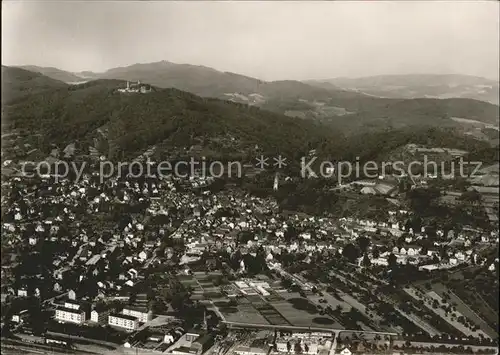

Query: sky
left=2, top=1, right=499, bottom=81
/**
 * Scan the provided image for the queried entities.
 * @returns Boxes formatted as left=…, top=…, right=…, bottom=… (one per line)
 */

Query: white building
left=11, top=310, right=28, bottom=324
left=90, top=309, right=110, bottom=324
left=122, top=306, right=153, bottom=323
left=64, top=301, right=81, bottom=310
left=108, top=313, right=139, bottom=331
left=276, top=341, right=289, bottom=353
left=55, top=306, right=86, bottom=324
left=256, top=285, right=270, bottom=296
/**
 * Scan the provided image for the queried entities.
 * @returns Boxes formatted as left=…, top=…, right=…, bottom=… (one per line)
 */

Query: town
left=1, top=2, right=499, bottom=354
left=1, top=146, right=498, bottom=355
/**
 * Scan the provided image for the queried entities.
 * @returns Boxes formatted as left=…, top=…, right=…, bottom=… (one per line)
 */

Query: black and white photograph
left=1, top=1, right=499, bottom=354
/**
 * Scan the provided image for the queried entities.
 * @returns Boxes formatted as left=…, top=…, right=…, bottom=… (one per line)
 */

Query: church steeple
left=202, top=309, right=207, bottom=330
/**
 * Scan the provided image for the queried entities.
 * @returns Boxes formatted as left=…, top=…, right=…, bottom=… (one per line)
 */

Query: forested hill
left=2, top=68, right=494, bottom=165
left=1, top=66, right=68, bottom=104
left=3, top=79, right=492, bottom=165
left=18, top=63, right=499, bottom=129
left=2, top=79, right=337, bottom=160
left=17, top=65, right=85, bottom=83
left=308, top=74, right=500, bottom=105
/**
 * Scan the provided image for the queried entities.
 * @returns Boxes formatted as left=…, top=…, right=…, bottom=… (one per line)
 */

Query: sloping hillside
left=18, top=63, right=499, bottom=132
left=1, top=66, right=68, bottom=104
left=2, top=79, right=337, bottom=160
left=309, top=74, right=500, bottom=105
left=17, top=65, right=85, bottom=83
left=97, top=61, right=363, bottom=102
left=324, top=97, right=500, bottom=133
left=4, top=79, right=492, bottom=166
left=2, top=67, right=494, bottom=166
left=96, top=62, right=499, bottom=127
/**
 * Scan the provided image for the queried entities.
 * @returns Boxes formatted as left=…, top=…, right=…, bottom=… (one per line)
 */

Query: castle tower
left=126, top=81, right=130, bottom=89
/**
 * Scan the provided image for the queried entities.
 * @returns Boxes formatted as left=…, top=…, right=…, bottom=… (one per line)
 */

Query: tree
left=342, top=243, right=360, bottom=264
left=361, top=254, right=371, bottom=267
left=334, top=305, right=343, bottom=316
left=162, top=280, right=192, bottom=311
left=459, top=190, right=481, bottom=203
left=356, top=236, right=370, bottom=255
left=432, top=254, right=440, bottom=264
left=229, top=250, right=242, bottom=270
left=281, top=277, right=293, bottom=289
left=439, top=245, right=448, bottom=260
left=388, top=253, right=397, bottom=269
left=294, top=340, right=303, bottom=354
left=284, top=226, right=299, bottom=242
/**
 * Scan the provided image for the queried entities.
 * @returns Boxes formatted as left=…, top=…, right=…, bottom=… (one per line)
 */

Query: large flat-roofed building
left=55, top=306, right=86, bottom=324
left=122, top=306, right=153, bottom=323
left=108, top=313, right=139, bottom=331
left=63, top=300, right=81, bottom=310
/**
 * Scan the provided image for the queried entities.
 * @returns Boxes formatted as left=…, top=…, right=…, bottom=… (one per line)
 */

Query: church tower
left=273, top=173, right=279, bottom=191
left=202, top=309, right=207, bottom=330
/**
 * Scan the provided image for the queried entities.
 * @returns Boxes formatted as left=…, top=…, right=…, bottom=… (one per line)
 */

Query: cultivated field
left=430, top=283, right=497, bottom=339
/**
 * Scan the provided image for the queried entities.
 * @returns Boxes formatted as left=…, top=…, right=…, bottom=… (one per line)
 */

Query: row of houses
left=53, top=300, right=152, bottom=331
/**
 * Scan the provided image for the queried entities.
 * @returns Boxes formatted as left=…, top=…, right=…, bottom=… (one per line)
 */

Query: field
left=219, top=302, right=270, bottom=325
left=270, top=293, right=344, bottom=328
left=216, top=288, right=344, bottom=329
left=255, top=303, right=290, bottom=325
left=456, top=287, right=498, bottom=325
left=309, top=292, right=352, bottom=312
left=403, top=287, right=490, bottom=339
left=178, top=271, right=223, bottom=298
left=430, top=283, right=497, bottom=339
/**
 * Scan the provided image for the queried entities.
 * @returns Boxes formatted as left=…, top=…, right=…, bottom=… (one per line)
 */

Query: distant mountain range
left=2, top=65, right=497, bottom=163
left=18, top=64, right=499, bottom=104
left=15, top=62, right=499, bottom=131
left=16, top=65, right=86, bottom=84
left=306, top=74, right=499, bottom=105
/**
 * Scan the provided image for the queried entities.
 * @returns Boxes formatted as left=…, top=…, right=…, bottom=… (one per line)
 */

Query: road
left=224, top=321, right=399, bottom=355
left=328, top=332, right=338, bottom=355
left=44, top=291, right=69, bottom=306
left=224, top=319, right=401, bottom=355
left=69, top=243, right=89, bottom=267
left=45, top=331, right=119, bottom=349
left=223, top=320, right=398, bottom=336
left=209, top=300, right=226, bottom=321
left=1, top=338, right=97, bottom=355
left=392, top=340, right=498, bottom=353
left=143, top=247, right=160, bottom=269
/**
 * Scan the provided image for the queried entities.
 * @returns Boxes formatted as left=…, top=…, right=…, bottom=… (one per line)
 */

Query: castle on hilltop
left=117, top=80, right=152, bottom=94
